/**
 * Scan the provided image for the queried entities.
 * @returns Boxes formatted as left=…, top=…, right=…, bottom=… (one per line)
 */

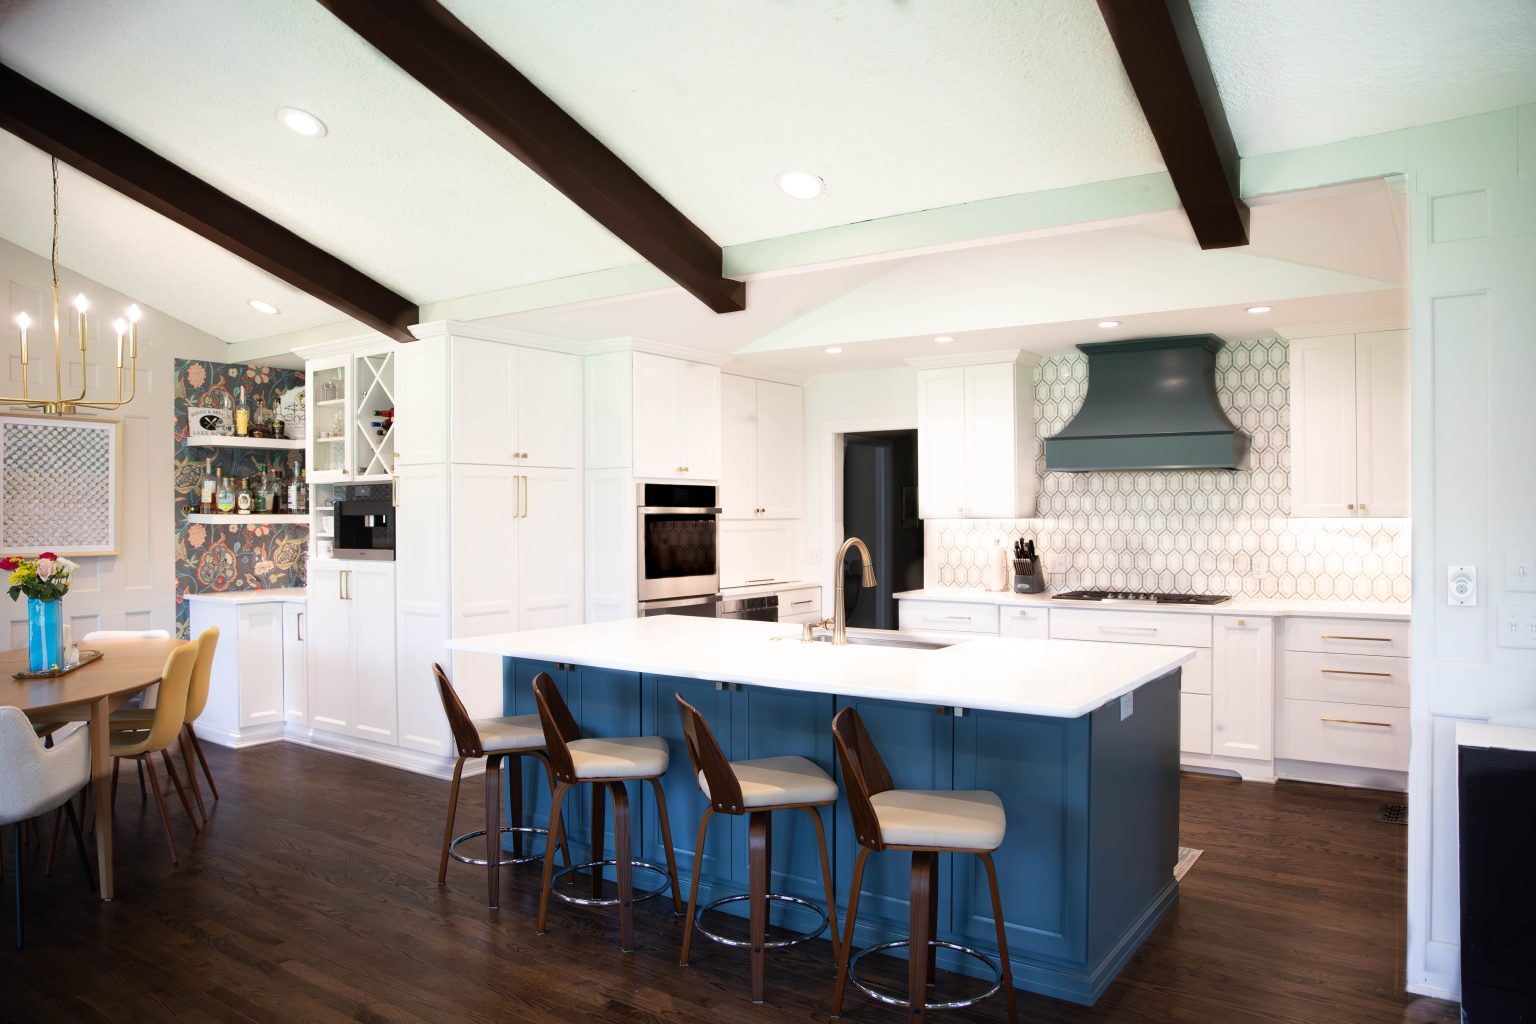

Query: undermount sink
left=809, top=632, right=951, bottom=651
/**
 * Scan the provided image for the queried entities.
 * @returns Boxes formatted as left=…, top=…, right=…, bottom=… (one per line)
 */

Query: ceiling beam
left=1096, top=0, right=1250, bottom=249
left=316, top=0, right=745, bottom=314
left=0, top=64, right=419, bottom=343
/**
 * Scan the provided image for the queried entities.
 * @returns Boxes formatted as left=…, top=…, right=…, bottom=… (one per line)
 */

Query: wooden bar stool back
left=675, top=694, right=841, bottom=1003
left=432, top=663, right=569, bottom=909
left=531, top=671, right=682, bottom=952
left=830, top=706, right=1018, bottom=1023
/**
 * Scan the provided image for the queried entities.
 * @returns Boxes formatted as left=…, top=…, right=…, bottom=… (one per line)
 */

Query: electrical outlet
left=1120, top=692, right=1134, bottom=721
left=1496, top=606, right=1536, bottom=649
left=1507, top=551, right=1536, bottom=593
left=1449, top=564, right=1477, bottom=606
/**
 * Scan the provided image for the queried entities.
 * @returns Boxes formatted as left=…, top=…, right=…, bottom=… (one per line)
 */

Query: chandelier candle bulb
left=15, top=313, right=28, bottom=364
left=112, top=318, right=126, bottom=368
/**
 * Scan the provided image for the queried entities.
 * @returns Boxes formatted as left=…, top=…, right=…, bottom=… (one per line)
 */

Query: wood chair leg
left=141, top=757, right=178, bottom=865
left=531, top=751, right=572, bottom=870
left=160, top=749, right=201, bottom=833
left=184, top=723, right=219, bottom=801
left=536, top=782, right=571, bottom=935
left=907, top=850, right=938, bottom=1021
left=803, top=805, right=841, bottom=962
left=484, top=754, right=502, bottom=909
left=508, top=755, right=524, bottom=860
left=979, top=852, right=1019, bottom=1024
left=645, top=776, right=683, bottom=914
left=589, top=782, right=606, bottom=898
left=678, top=807, right=712, bottom=966
left=179, top=733, right=208, bottom=827
left=610, top=782, right=634, bottom=952
left=748, top=810, right=772, bottom=1003
left=136, top=760, right=146, bottom=801
left=831, top=845, right=871, bottom=1018
left=436, top=757, right=465, bottom=885
left=925, top=853, right=939, bottom=985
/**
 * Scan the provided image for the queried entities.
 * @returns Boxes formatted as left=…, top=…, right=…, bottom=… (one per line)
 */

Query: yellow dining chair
left=109, top=627, right=220, bottom=826
left=109, top=638, right=202, bottom=864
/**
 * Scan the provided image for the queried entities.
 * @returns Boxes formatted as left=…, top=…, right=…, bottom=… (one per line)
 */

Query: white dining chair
left=79, top=629, right=170, bottom=642
left=0, top=706, right=94, bottom=948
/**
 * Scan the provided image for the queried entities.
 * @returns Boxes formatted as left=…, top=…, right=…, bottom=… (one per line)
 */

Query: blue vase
left=27, top=597, right=62, bottom=673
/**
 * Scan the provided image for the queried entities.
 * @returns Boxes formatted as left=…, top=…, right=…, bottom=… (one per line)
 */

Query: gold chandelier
left=6, top=158, right=140, bottom=415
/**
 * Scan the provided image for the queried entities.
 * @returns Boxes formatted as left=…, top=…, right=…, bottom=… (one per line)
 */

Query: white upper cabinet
left=631, top=352, right=722, bottom=480
left=720, top=374, right=803, bottom=520
left=915, top=355, right=1037, bottom=519
left=1289, top=330, right=1409, bottom=518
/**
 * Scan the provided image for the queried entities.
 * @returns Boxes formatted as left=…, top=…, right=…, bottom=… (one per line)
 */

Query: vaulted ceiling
left=0, top=0, right=1531, bottom=349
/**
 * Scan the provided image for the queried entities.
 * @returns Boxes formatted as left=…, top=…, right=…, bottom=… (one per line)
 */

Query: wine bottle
left=236, top=477, right=252, bottom=515
left=199, top=457, right=216, bottom=514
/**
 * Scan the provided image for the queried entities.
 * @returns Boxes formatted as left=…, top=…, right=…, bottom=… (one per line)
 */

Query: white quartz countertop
left=894, top=588, right=1411, bottom=621
left=446, top=616, right=1194, bottom=719
left=1457, top=720, right=1536, bottom=753
left=722, top=580, right=820, bottom=598
left=183, top=587, right=307, bottom=604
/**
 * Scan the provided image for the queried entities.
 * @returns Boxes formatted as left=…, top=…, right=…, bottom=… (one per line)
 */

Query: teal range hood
left=1043, top=335, right=1250, bottom=472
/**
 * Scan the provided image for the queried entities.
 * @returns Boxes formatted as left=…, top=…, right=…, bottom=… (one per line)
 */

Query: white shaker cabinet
left=719, top=519, right=798, bottom=589
left=1289, top=329, right=1409, bottom=518
left=632, top=352, right=721, bottom=480
left=306, top=561, right=397, bottom=745
left=282, top=601, right=307, bottom=727
left=189, top=596, right=287, bottom=747
left=1210, top=615, right=1274, bottom=762
left=720, top=374, right=803, bottom=519
left=915, top=354, right=1037, bottom=519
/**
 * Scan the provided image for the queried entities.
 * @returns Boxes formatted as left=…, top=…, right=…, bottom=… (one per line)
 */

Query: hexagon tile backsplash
left=925, top=339, right=1412, bottom=602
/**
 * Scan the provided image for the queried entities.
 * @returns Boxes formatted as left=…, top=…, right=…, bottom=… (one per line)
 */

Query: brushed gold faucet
left=831, top=536, right=878, bottom=645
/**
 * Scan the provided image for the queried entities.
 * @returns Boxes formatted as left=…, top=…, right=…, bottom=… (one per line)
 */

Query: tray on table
left=11, top=648, right=104, bottom=680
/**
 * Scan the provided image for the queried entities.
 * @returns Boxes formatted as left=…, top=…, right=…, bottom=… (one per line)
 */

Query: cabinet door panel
left=573, top=668, right=643, bottom=873
left=236, top=603, right=285, bottom=729
left=518, top=347, right=581, bottom=469
left=754, top=380, right=803, bottom=519
left=1211, top=616, right=1274, bottom=761
left=632, top=353, right=681, bottom=479
left=449, top=466, right=519, bottom=706
left=916, top=368, right=966, bottom=518
left=350, top=563, right=398, bottom=744
left=1290, top=335, right=1358, bottom=517
left=393, top=338, right=448, bottom=466
left=718, top=374, right=758, bottom=519
left=961, top=362, right=1018, bottom=518
left=518, top=469, right=583, bottom=630
left=306, top=563, right=355, bottom=733
left=640, top=676, right=739, bottom=893
left=1354, top=330, right=1410, bottom=517
left=451, top=338, right=519, bottom=465
left=282, top=602, right=307, bottom=726
left=718, top=519, right=796, bottom=589
left=504, top=660, right=574, bottom=841
left=680, top=361, right=722, bottom=480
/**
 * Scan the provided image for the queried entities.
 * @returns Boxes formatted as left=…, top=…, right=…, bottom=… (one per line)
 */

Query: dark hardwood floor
left=0, top=743, right=1457, bottom=1024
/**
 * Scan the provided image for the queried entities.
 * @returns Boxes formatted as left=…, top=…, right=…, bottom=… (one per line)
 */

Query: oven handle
left=638, top=506, right=723, bottom=515
left=640, top=594, right=723, bottom=611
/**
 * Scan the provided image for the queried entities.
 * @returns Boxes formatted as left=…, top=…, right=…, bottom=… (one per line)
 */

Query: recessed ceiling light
left=248, top=299, right=280, bottom=315
left=934, top=335, right=955, bottom=344
left=1246, top=305, right=1273, bottom=314
left=1098, top=320, right=1121, bottom=329
left=824, top=346, right=843, bottom=354
left=778, top=170, right=826, bottom=200
left=278, top=107, right=327, bottom=138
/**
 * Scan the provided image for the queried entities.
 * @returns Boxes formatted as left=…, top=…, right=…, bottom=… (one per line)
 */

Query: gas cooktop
left=1051, top=590, right=1232, bottom=605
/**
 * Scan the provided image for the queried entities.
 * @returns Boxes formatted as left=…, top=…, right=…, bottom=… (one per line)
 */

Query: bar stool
left=830, top=707, right=1018, bottom=1023
left=530, top=672, right=683, bottom=951
left=675, top=694, right=841, bottom=1003
left=433, top=664, right=571, bottom=909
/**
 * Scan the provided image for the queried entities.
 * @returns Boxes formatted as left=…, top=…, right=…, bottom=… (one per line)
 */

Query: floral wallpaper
left=173, top=358, right=307, bottom=637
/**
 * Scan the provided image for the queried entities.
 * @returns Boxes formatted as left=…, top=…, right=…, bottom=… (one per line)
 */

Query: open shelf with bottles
left=186, top=436, right=305, bottom=451
left=187, top=514, right=310, bottom=525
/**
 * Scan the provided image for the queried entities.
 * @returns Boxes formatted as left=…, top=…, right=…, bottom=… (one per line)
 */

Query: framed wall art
left=0, top=415, right=121, bottom=557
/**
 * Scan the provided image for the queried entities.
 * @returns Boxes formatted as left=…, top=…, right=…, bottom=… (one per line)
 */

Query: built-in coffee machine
left=332, top=483, right=395, bottom=561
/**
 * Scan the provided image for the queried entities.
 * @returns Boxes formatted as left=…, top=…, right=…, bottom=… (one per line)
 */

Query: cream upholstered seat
left=699, top=755, right=838, bottom=809
left=567, top=735, right=669, bottom=779
left=474, top=714, right=545, bottom=752
left=868, top=789, right=1006, bottom=850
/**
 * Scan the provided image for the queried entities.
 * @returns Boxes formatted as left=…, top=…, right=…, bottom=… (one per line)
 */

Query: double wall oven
left=636, top=482, right=721, bottom=618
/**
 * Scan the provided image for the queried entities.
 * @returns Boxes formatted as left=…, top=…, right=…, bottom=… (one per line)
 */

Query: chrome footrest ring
left=694, top=893, right=829, bottom=949
left=550, top=859, right=671, bottom=907
left=849, top=939, right=1004, bottom=1011
left=449, top=826, right=549, bottom=867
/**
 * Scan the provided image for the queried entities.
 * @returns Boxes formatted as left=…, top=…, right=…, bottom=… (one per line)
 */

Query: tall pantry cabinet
left=395, top=324, right=584, bottom=754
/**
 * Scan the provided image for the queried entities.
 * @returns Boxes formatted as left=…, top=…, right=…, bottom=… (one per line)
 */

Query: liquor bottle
left=198, top=458, right=216, bottom=514
left=269, top=473, right=283, bottom=514
left=215, top=469, right=235, bottom=513
left=293, top=464, right=309, bottom=514
left=253, top=474, right=268, bottom=514
left=236, top=477, right=253, bottom=515
left=235, top=386, right=250, bottom=437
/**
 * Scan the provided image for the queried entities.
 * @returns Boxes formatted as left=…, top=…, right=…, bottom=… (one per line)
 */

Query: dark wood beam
left=316, top=0, right=745, bottom=314
left=1096, top=0, right=1249, bottom=248
left=0, top=64, right=419, bottom=343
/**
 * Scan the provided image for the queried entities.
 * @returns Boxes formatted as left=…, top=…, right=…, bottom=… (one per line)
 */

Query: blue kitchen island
left=448, top=616, right=1191, bottom=1005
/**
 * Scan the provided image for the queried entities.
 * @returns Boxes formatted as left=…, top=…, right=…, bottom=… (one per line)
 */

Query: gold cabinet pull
left=1320, top=668, right=1393, bottom=678
left=296, top=611, right=305, bottom=642
left=1099, top=625, right=1158, bottom=633
left=1322, top=635, right=1394, bottom=643
left=520, top=474, right=528, bottom=519
left=1320, top=717, right=1392, bottom=728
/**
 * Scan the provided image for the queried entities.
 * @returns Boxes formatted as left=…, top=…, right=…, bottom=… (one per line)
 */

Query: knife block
left=1013, top=558, right=1046, bottom=594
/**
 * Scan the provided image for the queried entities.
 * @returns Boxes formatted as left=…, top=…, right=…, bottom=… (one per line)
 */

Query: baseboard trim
left=281, top=727, right=460, bottom=779
left=193, top=722, right=286, bottom=749
left=1275, top=759, right=1408, bottom=793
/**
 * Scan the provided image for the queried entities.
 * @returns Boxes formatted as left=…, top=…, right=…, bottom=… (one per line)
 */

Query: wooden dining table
left=3, top=635, right=188, bottom=901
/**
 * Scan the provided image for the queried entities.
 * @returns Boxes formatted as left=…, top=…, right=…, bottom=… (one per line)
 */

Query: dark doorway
left=841, top=430, right=923, bottom=629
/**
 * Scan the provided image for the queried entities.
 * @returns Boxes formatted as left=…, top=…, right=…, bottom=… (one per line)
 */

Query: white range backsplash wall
left=925, top=337, right=1412, bottom=602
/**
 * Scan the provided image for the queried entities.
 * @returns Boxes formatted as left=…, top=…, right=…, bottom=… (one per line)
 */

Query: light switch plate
left=1449, top=565, right=1477, bottom=606
left=1120, top=692, right=1134, bottom=720
left=1507, top=551, right=1536, bottom=593
left=1496, top=606, right=1536, bottom=649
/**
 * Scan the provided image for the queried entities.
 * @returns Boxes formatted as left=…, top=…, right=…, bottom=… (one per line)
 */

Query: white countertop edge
left=1457, top=721, right=1536, bottom=753
left=183, top=587, right=307, bottom=604
left=894, top=588, right=1411, bottom=621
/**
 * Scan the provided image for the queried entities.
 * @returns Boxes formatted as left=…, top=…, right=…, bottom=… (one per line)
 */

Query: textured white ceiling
left=443, top=0, right=1165, bottom=246
left=1193, top=0, right=1536, bottom=156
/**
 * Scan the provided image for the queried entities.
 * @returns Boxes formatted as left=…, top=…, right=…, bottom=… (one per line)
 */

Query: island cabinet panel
left=832, top=697, right=956, bottom=945
left=949, top=710, right=1089, bottom=964
left=502, top=659, right=573, bottom=838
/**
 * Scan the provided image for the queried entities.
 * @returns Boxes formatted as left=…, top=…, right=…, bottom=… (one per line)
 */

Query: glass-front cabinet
left=305, top=347, right=396, bottom=484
